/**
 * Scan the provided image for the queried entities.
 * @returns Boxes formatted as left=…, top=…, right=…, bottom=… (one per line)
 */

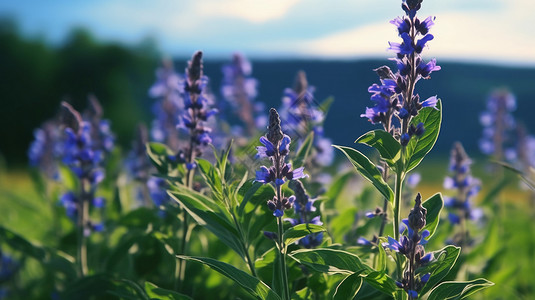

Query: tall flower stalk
left=444, top=142, right=482, bottom=246
left=221, top=52, right=264, bottom=135
left=176, top=51, right=217, bottom=289
left=255, top=108, right=307, bottom=300
left=59, top=101, right=109, bottom=276
left=361, top=0, right=440, bottom=243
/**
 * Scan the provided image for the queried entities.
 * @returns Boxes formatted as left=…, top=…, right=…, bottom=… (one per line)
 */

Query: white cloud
left=196, top=0, right=301, bottom=23
left=293, top=3, right=535, bottom=65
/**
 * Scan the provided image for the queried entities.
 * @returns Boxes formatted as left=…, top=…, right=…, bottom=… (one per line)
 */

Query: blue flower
left=401, top=133, right=411, bottom=146
left=388, top=32, right=415, bottom=55
left=415, top=16, right=435, bottom=35
left=421, top=96, right=438, bottom=108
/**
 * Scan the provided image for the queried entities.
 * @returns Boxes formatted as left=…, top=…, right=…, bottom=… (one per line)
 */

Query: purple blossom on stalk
left=255, top=108, right=308, bottom=217
left=178, top=51, right=218, bottom=174
left=361, top=0, right=440, bottom=148
left=221, top=53, right=266, bottom=134
left=149, top=59, right=184, bottom=151
left=280, top=71, right=334, bottom=167
left=285, top=180, right=323, bottom=248
left=384, top=193, right=433, bottom=299
left=443, top=142, right=483, bottom=245
left=479, top=89, right=517, bottom=161
left=58, top=102, right=107, bottom=235
left=28, top=120, right=63, bottom=180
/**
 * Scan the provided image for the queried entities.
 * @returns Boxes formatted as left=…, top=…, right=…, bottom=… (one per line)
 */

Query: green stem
left=176, top=168, right=195, bottom=291
left=231, top=211, right=257, bottom=277
left=277, top=216, right=290, bottom=300
left=78, top=179, right=89, bottom=277
left=394, top=169, right=405, bottom=300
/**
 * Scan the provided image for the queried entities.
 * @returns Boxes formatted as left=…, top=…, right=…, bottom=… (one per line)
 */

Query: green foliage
left=418, top=245, right=461, bottom=296
left=292, top=131, right=314, bottom=169
left=427, top=278, right=494, bottom=300
left=144, top=282, right=193, bottom=300
left=356, top=130, right=402, bottom=171
left=283, top=224, right=326, bottom=246
left=333, top=145, right=394, bottom=203
left=333, top=273, right=363, bottom=300
left=422, top=193, right=444, bottom=238
left=404, top=100, right=442, bottom=173
left=177, top=256, right=281, bottom=300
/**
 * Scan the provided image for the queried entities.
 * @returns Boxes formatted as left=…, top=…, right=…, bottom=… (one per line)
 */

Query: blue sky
left=2, top=0, right=534, bottom=65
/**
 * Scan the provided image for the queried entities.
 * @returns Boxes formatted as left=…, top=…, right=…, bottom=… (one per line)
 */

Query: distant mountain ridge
left=201, top=59, right=535, bottom=158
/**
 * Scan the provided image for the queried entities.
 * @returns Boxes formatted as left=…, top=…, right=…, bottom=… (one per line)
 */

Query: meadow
left=1, top=1, right=535, bottom=299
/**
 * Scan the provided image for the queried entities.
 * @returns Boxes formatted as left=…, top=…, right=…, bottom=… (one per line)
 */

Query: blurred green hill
left=2, top=19, right=535, bottom=166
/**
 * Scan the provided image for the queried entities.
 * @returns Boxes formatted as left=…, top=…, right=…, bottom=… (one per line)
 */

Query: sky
left=1, top=0, right=535, bottom=66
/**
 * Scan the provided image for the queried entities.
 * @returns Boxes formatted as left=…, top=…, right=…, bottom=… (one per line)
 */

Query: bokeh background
left=1, top=1, right=535, bottom=299
left=1, top=0, right=535, bottom=166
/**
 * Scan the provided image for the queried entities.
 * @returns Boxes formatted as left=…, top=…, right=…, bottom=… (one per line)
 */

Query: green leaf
left=292, top=131, right=314, bottom=169
left=422, top=193, right=444, bottom=238
left=289, top=248, right=372, bottom=275
left=481, top=176, right=511, bottom=206
left=146, top=142, right=175, bottom=174
left=145, top=282, right=193, bottom=300
left=283, top=224, right=326, bottom=246
left=169, top=191, right=245, bottom=258
left=427, top=278, right=494, bottom=300
left=405, top=100, right=442, bottom=172
left=196, top=158, right=224, bottom=202
left=356, top=130, right=401, bottom=170
left=62, top=275, right=150, bottom=300
left=418, top=245, right=461, bottom=296
left=333, top=273, right=363, bottom=300
left=0, top=226, right=77, bottom=279
left=319, top=96, right=335, bottom=117
left=333, top=145, right=394, bottom=203
left=362, top=271, right=398, bottom=296
left=177, top=256, right=281, bottom=300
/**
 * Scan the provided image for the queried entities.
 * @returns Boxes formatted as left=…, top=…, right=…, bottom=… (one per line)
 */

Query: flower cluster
left=479, top=89, right=517, bottom=161
left=28, top=120, right=62, bottom=180
left=386, top=193, right=433, bottom=299
left=59, top=102, right=107, bottom=233
left=179, top=51, right=218, bottom=170
left=149, top=59, right=184, bottom=151
left=444, top=142, right=482, bottom=235
left=287, top=180, right=323, bottom=248
left=256, top=108, right=307, bottom=217
left=221, top=53, right=265, bottom=134
left=280, top=71, right=334, bottom=167
left=362, top=0, right=440, bottom=146
left=83, top=96, right=115, bottom=156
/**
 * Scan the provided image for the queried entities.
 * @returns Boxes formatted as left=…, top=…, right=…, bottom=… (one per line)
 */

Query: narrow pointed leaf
left=405, top=100, right=442, bottom=172
left=418, top=245, right=461, bottom=296
left=177, top=256, right=281, bottom=300
left=333, top=145, right=394, bottom=203
left=283, top=224, right=326, bottom=246
left=427, top=278, right=494, bottom=300
left=145, top=282, right=192, bottom=299
left=290, top=248, right=372, bottom=275
left=356, top=130, right=401, bottom=170
left=422, top=193, right=444, bottom=238
left=292, top=131, right=314, bottom=169
left=333, top=272, right=363, bottom=300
